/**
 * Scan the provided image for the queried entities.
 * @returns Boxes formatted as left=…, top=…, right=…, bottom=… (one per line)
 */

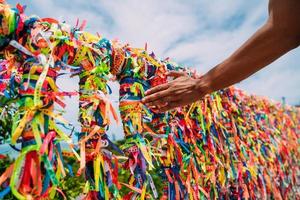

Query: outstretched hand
left=142, top=71, right=210, bottom=112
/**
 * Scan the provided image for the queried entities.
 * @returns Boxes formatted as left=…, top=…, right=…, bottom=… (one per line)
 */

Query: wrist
left=195, top=74, right=213, bottom=97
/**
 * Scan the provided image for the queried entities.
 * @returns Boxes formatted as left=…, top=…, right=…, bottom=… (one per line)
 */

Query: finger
left=142, top=90, right=169, bottom=103
left=166, top=71, right=187, bottom=78
left=145, top=98, right=169, bottom=107
left=156, top=102, right=168, bottom=109
left=160, top=101, right=182, bottom=112
left=144, top=83, right=169, bottom=96
left=145, top=95, right=179, bottom=107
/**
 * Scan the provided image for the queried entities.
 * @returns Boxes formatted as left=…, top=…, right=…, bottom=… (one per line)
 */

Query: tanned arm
left=143, top=0, right=300, bottom=111
left=202, top=0, right=300, bottom=92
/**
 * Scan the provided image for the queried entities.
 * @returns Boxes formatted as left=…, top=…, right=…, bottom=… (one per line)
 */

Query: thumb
left=166, top=71, right=188, bottom=78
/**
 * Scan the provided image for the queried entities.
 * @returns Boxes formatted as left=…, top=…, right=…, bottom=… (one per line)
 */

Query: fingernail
left=142, top=97, right=147, bottom=102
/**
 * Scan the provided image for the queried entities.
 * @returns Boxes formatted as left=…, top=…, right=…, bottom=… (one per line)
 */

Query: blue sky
left=8, top=0, right=300, bottom=139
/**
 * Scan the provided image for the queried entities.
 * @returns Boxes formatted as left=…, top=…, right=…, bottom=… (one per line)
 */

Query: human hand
left=142, top=71, right=210, bottom=112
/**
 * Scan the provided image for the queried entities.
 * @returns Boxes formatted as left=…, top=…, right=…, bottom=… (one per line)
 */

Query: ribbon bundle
left=117, top=53, right=300, bottom=199
left=0, top=1, right=299, bottom=199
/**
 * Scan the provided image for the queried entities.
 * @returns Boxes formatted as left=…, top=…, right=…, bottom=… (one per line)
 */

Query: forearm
left=201, top=20, right=300, bottom=94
